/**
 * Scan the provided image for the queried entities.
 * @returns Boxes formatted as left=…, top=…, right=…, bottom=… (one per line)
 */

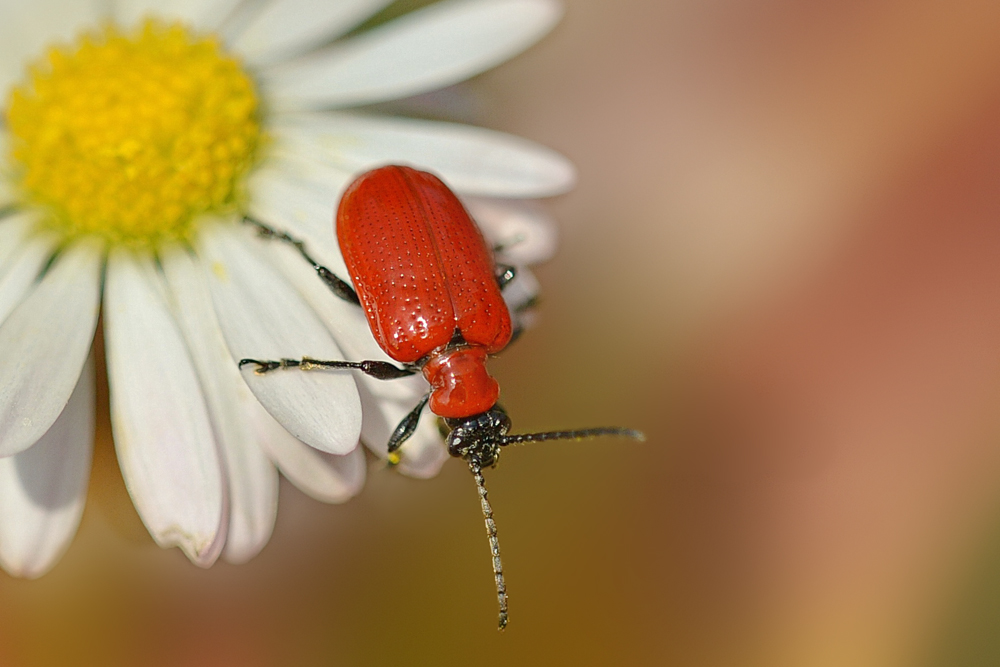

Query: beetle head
left=445, top=405, right=511, bottom=467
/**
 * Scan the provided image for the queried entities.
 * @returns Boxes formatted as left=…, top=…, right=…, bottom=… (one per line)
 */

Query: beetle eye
left=446, top=429, right=468, bottom=457
left=485, top=408, right=511, bottom=434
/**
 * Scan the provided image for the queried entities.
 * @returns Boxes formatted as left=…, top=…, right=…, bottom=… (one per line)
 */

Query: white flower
left=0, top=0, right=573, bottom=576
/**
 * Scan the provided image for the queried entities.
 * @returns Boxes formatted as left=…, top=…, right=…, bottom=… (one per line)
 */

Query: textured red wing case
left=337, top=166, right=512, bottom=363
left=402, top=168, right=512, bottom=353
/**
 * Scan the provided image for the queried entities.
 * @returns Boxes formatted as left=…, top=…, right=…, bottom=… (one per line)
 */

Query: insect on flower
left=241, top=165, right=644, bottom=629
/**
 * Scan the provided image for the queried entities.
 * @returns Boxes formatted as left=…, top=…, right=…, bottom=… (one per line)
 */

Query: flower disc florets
left=5, top=20, right=261, bottom=247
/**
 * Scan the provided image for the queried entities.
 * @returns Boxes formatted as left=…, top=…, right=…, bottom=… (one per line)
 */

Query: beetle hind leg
left=242, top=216, right=360, bottom=306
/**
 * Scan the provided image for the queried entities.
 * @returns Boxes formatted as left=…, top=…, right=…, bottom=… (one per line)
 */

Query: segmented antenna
left=465, top=426, right=642, bottom=629
left=470, top=462, right=508, bottom=630
left=500, top=427, right=645, bottom=446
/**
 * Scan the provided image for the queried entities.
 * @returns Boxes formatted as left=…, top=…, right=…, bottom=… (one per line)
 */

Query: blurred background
left=6, top=0, right=1000, bottom=664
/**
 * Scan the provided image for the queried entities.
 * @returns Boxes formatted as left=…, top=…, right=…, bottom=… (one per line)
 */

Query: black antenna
left=500, top=427, right=645, bottom=446
left=469, top=462, right=508, bottom=630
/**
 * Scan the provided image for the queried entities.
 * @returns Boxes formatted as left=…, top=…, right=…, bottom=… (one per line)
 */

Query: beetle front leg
left=238, top=356, right=416, bottom=380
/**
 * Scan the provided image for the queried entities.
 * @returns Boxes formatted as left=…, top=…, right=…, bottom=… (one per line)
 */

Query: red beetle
left=241, top=165, right=642, bottom=629
left=338, top=166, right=512, bottom=420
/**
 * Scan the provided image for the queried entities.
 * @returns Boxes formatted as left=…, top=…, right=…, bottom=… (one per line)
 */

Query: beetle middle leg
left=238, top=356, right=416, bottom=380
left=495, top=264, right=516, bottom=290
left=243, top=216, right=360, bottom=306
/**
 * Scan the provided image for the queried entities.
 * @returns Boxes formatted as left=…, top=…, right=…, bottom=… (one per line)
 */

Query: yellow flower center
left=5, top=21, right=261, bottom=247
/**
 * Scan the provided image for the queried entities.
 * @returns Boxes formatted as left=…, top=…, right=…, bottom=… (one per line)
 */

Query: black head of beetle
left=444, top=405, right=512, bottom=468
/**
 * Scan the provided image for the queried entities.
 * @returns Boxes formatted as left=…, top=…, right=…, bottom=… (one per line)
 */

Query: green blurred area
left=930, top=515, right=1000, bottom=667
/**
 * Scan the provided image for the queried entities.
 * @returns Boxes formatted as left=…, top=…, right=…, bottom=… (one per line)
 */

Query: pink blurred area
left=6, top=0, right=1000, bottom=665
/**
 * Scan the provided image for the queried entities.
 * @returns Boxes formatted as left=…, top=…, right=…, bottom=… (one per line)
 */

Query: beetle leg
left=386, top=394, right=430, bottom=455
left=503, top=295, right=538, bottom=346
left=491, top=234, right=526, bottom=256
left=314, top=265, right=360, bottom=305
left=242, top=216, right=361, bottom=305
left=506, top=327, right=524, bottom=347
left=494, top=264, right=516, bottom=290
left=238, top=356, right=416, bottom=380
left=513, top=295, right=539, bottom=314
left=236, top=358, right=295, bottom=374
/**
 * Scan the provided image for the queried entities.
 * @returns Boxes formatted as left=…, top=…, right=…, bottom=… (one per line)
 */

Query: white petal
left=116, top=0, right=243, bottom=31
left=0, top=0, right=102, bottom=101
left=159, top=246, right=278, bottom=564
left=464, top=197, right=559, bottom=265
left=0, top=353, right=94, bottom=579
left=0, top=212, right=39, bottom=272
left=246, top=394, right=365, bottom=503
left=358, top=388, right=447, bottom=479
left=246, top=165, right=351, bottom=276
left=104, top=250, right=224, bottom=566
left=0, top=180, right=12, bottom=210
left=199, top=222, right=363, bottom=455
left=0, top=133, right=15, bottom=209
left=232, top=0, right=394, bottom=67
left=259, top=234, right=426, bottom=401
left=0, top=241, right=102, bottom=457
left=274, top=113, right=575, bottom=197
left=225, top=383, right=281, bottom=562
left=259, top=150, right=354, bottom=200
left=0, top=234, right=58, bottom=326
left=224, top=387, right=280, bottom=563
left=263, top=0, right=562, bottom=109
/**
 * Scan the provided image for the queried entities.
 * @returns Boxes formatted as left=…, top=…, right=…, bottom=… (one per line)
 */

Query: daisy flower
left=0, top=0, right=573, bottom=577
